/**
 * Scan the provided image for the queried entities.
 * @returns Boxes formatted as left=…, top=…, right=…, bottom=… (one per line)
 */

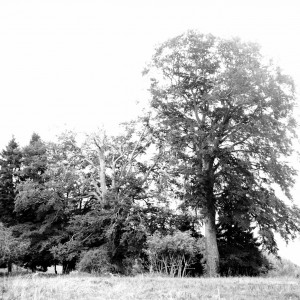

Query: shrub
left=122, top=257, right=144, bottom=275
left=266, top=254, right=300, bottom=277
left=77, top=247, right=115, bottom=274
left=146, top=231, right=204, bottom=277
left=0, top=223, right=29, bottom=272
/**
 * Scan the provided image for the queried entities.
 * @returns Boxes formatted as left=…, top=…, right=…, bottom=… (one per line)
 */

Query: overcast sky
left=1, top=0, right=300, bottom=264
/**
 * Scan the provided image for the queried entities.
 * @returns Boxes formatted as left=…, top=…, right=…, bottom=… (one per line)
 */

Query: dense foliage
left=0, top=31, right=299, bottom=276
left=144, top=30, right=299, bottom=275
left=0, top=222, right=29, bottom=272
left=146, top=231, right=204, bottom=277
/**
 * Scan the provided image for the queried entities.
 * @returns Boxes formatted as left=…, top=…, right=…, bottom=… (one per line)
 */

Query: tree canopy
left=144, top=31, right=300, bottom=276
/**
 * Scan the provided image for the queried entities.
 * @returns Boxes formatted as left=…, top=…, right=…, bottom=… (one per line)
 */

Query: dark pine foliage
left=0, top=138, right=22, bottom=226
left=217, top=223, right=270, bottom=276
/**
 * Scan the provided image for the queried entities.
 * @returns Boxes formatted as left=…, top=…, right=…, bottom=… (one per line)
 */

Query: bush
left=122, top=257, right=144, bottom=275
left=77, top=247, right=115, bottom=274
left=0, top=223, right=29, bottom=272
left=266, top=254, right=300, bottom=277
left=146, top=231, right=204, bottom=277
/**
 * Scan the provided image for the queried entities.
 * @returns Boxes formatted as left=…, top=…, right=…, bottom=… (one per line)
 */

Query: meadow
left=1, top=274, right=300, bottom=300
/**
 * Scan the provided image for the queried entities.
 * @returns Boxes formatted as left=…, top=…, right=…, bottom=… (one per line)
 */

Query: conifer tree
left=14, top=133, right=50, bottom=271
left=0, top=138, right=22, bottom=226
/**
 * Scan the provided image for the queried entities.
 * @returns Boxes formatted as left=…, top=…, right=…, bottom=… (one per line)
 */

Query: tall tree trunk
left=203, top=156, right=219, bottom=277
left=204, top=203, right=219, bottom=277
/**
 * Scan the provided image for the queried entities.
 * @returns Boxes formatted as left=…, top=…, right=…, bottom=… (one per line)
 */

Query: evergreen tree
left=217, top=190, right=270, bottom=276
left=217, top=223, right=270, bottom=276
left=13, top=133, right=50, bottom=271
left=15, top=133, right=48, bottom=223
left=0, top=138, right=22, bottom=226
left=14, top=132, right=92, bottom=272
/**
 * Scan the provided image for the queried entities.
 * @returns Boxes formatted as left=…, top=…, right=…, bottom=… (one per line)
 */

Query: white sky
left=1, top=0, right=300, bottom=265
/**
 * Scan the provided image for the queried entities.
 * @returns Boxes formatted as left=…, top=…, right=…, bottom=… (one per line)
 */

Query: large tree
left=145, top=31, right=300, bottom=276
left=0, top=138, right=22, bottom=226
left=13, top=133, right=50, bottom=271
left=14, top=132, right=90, bottom=272
left=67, top=123, right=161, bottom=273
left=15, top=133, right=48, bottom=223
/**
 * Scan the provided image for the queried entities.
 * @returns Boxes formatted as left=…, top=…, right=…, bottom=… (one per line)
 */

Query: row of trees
left=1, top=31, right=299, bottom=276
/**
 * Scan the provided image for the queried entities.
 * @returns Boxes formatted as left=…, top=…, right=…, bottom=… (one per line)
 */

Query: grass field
left=1, top=274, right=300, bottom=300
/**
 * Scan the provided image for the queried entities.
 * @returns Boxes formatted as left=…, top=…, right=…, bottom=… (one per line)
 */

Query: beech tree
left=69, top=124, right=161, bottom=273
left=145, top=31, right=300, bottom=276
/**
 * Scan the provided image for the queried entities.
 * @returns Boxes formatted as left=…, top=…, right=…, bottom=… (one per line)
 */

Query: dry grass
left=1, top=274, right=300, bottom=300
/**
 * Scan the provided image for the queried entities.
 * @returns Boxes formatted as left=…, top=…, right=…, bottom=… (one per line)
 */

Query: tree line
left=1, top=31, right=299, bottom=277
